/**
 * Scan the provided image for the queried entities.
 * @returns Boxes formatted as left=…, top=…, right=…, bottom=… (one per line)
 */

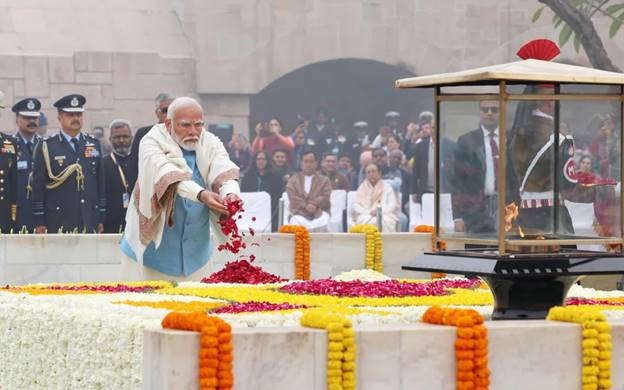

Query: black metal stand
left=403, top=251, right=624, bottom=320
left=482, top=274, right=578, bottom=320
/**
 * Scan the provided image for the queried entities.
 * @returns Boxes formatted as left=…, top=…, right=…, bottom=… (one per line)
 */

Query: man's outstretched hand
left=199, top=190, right=228, bottom=214
left=225, top=193, right=241, bottom=205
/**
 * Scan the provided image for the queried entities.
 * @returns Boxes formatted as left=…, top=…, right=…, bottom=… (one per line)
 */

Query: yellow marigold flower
left=598, top=379, right=612, bottom=388
left=328, top=342, right=344, bottom=352
left=343, top=352, right=356, bottom=362
left=328, top=352, right=344, bottom=360
left=327, top=369, right=342, bottom=377
left=328, top=361, right=342, bottom=370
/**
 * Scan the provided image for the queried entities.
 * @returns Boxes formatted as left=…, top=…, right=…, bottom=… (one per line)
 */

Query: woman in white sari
left=352, top=163, right=399, bottom=232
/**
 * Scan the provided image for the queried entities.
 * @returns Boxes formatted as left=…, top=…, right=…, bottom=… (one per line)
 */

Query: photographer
left=250, top=117, right=294, bottom=167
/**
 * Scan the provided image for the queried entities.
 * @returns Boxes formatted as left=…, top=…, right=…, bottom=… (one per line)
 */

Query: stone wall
left=181, top=0, right=624, bottom=95
left=0, top=0, right=623, bottom=134
left=0, top=52, right=195, bottom=135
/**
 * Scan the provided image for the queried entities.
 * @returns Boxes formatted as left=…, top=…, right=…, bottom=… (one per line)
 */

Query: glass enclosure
left=434, top=83, right=623, bottom=255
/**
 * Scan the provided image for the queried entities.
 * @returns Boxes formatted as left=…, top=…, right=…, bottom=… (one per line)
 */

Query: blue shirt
left=120, top=150, right=212, bottom=276
left=60, top=129, right=80, bottom=151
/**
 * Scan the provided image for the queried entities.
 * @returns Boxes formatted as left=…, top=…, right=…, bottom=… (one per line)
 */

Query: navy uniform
left=12, top=98, right=42, bottom=232
left=0, top=132, right=17, bottom=232
left=31, top=94, right=106, bottom=233
left=384, top=111, right=403, bottom=140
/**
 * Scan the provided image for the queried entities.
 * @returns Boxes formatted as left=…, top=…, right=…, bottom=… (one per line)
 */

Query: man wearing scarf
left=286, top=150, right=332, bottom=232
left=352, top=163, right=399, bottom=232
left=120, top=97, right=240, bottom=281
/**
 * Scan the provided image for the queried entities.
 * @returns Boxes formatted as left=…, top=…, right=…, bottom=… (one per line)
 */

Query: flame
left=518, top=226, right=525, bottom=238
left=504, top=202, right=519, bottom=233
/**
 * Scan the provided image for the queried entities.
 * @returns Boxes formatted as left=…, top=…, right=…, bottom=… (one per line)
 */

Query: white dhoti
left=289, top=211, right=330, bottom=232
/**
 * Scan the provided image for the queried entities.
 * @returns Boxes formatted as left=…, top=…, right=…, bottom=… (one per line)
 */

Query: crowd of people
left=0, top=89, right=618, bottom=235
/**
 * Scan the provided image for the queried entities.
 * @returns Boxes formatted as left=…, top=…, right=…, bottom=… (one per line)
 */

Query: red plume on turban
left=516, top=39, right=561, bottom=61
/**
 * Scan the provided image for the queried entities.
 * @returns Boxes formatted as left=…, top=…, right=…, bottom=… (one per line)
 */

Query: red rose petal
left=201, top=259, right=287, bottom=284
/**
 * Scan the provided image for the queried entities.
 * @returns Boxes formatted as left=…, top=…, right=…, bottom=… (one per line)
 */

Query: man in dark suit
left=127, top=92, right=174, bottom=190
left=102, top=119, right=133, bottom=233
left=452, top=100, right=518, bottom=234
left=410, top=124, right=455, bottom=204
left=31, top=94, right=106, bottom=233
left=0, top=131, right=17, bottom=233
left=11, top=97, right=42, bottom=232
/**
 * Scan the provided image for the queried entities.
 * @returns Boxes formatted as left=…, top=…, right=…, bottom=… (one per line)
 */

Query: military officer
left=384, top=111, right=402, bottom=139
left=31, top=94, right=106, bottom=233
left=509, top=87, right=581, bottom=235
left=11, top=97, right=42, bottom=232
left=0, top=131, right=17, bottom=233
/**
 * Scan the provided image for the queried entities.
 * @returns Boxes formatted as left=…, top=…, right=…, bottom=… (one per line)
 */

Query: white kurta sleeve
left=219, top=180, right=240, bottom=198
left=176, top=180, right=204, bottom=202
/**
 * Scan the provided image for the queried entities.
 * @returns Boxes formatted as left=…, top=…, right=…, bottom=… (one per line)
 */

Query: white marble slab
left=144, top=321, right=624, bottom=390
left=4, top=234, right=100, bottom=265
left=0, top=232, right=440, bottom=284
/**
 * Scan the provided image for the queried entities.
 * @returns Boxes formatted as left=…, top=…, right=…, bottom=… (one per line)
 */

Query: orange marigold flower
left=456, top=350, right=475, bottom=360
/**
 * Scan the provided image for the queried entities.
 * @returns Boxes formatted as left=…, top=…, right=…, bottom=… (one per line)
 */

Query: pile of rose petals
left=572, top=171, right=617, bottom=186
left=201, top=259, right=288, bottom=284
left=12, top=284, right=161, bottom=293
left=212, top=301, right=307, bottom=314
left=279, top=279, right=449, bottom=298
left=566, top=297, right=624, bottom=306
left=429, top=278, right=483, bottom=290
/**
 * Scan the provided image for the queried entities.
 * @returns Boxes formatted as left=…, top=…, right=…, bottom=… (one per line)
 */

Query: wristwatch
left=196, top=189, right=206, bottom=202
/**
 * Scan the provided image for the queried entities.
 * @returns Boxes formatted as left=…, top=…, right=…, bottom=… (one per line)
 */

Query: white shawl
left=124, top=123, right=240, bottom=267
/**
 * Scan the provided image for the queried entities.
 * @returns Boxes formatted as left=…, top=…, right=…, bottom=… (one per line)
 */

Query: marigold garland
left=279, top=225, right=311, bottom=280
left=414, top=224, right=448, bottom=252
left=547, top=306, right=612, bottom=390
left=162, top=311, right=234, bottom=390
left=349, top=224, right=383, bottom=273
left=300, top=309, right=356, bottom=390
left=422, top=306, right=490, bottom=390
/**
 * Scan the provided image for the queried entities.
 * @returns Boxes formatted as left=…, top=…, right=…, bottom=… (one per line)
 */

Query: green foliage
left=533, top=0, right=624, bottom=53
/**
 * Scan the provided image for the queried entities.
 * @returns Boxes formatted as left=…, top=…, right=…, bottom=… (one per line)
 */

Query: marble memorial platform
left=0, top=233, right=439, bottom=285
left=145, top=320, right=624, bottom=390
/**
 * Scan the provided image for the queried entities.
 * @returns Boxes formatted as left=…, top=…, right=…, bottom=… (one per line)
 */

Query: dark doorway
left=249, top=58, right=433, bottom=138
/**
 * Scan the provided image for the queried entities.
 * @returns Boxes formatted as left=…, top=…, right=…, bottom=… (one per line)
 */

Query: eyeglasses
left=175, top=120, right=205, bottom=130
left=480, top=106, right=499, bottom=114
left=160, top=106, right=169, bottom=114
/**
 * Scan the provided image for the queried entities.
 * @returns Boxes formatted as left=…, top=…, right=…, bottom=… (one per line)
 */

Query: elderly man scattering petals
left=120, top=97, right=241, bottom=281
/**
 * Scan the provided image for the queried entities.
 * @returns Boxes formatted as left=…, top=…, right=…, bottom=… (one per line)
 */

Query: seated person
left=320, top=152, right=350, bottom=190
left=286, top=150, right=332, bottom=232
left=352, top=163, right=399, bottom=232
left=241, top=151, right=284, bottom=232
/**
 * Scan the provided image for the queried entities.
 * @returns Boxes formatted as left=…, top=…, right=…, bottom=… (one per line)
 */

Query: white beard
left=171, top=132, right=198, bottom=151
